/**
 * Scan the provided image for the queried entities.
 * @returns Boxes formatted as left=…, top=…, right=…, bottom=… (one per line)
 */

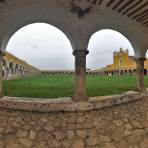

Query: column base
left=0, top=92, right=3, bottom=98
left=72, top=95, right=88, bottom=102
left=136, top=87, right=146, bottom=92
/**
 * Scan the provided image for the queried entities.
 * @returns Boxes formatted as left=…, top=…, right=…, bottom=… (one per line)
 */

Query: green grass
left=2, top=75, right=148, bottom=98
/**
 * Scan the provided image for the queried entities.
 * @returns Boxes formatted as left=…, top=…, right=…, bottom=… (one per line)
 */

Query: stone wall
left=0, top=96, right=148, bottom=148
left=0, top=92, right=144, bottom=112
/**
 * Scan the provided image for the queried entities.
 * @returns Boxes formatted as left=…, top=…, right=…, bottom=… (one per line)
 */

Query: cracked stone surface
left=0, top=98, right=148, bottom=147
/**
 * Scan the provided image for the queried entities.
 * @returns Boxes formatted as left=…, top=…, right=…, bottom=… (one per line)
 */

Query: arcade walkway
left=0, top=97, right=148, bottom=148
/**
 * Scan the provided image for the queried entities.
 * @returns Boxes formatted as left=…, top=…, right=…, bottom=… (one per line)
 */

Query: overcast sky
left=6, top=23, right=135, bottom=70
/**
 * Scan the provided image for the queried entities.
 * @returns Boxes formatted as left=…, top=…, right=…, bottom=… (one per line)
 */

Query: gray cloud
left=6, top=23, right=134, bottom=70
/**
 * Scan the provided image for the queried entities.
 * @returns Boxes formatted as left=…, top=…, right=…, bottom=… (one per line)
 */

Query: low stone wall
left=0, top=91, right=146, bottom=112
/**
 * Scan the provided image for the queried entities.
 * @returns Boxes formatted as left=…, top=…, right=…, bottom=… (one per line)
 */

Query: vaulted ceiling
left=0, top=0, right=148, bottom=55
left=70, top=0, right=148, bottom=27
left=105, top=0, right=148, bottom=27
left=0, top=0, right=148, bottom=27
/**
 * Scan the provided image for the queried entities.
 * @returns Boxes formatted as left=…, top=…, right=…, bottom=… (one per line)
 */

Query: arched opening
left=2, top=58, right=8, bottom=68
left=145, top=52, right=148, bottom=73
left=120, top=70, right=123, bottom=76
left=144, top=51, right=148, bottom=89
left=9, top=61, right=14, bottom=79
left=87, top=29, right=136, bottom=96
left=124, top=70, right=128, bottom=75
left=144, top=69, right=147, bottom=76
left=14, top=63, right=18, bottom=77
left=19, top=65, right=23, bottom=77
left=129, top=69, right=132, bottom=75
left=133, top=69, right=137, bottom=75
left=2, top=23, right=74, bottom=98
left=2, top=58, right=9, bottom=79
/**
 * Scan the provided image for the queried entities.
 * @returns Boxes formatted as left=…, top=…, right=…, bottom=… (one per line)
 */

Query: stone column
left=73, top=50, right=89, bottom=101
left=136, top=58, right=145, bottom=91
left=0, top=52, right=3, bottom=97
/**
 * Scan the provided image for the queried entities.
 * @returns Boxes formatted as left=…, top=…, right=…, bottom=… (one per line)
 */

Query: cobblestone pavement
left=0, top=98, right=148, bottom=148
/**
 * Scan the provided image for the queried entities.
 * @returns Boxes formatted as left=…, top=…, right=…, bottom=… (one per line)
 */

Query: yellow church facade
left=94, top=48, right=148, bottom=76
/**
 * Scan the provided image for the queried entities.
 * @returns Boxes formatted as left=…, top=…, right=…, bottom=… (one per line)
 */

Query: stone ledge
left=0, top=91, right=147, bottom=112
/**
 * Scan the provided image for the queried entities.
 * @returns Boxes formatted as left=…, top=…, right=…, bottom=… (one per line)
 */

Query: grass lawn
left=2, top=75, right=148, bottom=98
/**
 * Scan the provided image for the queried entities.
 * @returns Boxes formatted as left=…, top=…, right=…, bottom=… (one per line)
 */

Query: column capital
left=134, top=57, right=146, bottom=62
left=0, top=50, right=6, bottom=58
left=73, top=50, right=89, bottom=57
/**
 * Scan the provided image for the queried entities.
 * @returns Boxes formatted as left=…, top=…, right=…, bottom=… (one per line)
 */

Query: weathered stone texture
left=0, top=97, right=148, bottom=147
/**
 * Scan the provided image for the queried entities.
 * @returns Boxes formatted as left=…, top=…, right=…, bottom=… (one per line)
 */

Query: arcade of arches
left=0, top=1, right=148, bottom=147
left=2, top=52, right=41, bottom=80
left=6, top=47, right=148, bottom=80
left=0, top=0, right=148, bottom=101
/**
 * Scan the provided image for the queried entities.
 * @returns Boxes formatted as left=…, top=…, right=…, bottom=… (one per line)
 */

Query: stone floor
left=0, top=98, right=148, bottom=148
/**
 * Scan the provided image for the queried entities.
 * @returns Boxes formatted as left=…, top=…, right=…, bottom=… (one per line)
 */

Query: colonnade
left=42, top=71, right=74, bottom=75
left=73, top=51, right=146, bottom=101
left=3, top=65, right=36, bottom=80
left=42, top=68, right=147, bottom=77
left=0, top=51, right=146, bottom=101
left=2, top=58, right=40, bottom=80
left=100, top=69, right=138, bottom=76
left=33, top=52, right=148, bottom=100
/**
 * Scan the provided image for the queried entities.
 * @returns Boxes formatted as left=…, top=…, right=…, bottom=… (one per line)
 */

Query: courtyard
left=0, top=0, right=148, bottom=147
left=3, top=75, right=148, bottom=98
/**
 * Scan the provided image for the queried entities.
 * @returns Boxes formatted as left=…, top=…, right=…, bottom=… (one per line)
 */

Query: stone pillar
left=73, top=50, right=89, bottom=101
left=136, top=58, right=145, bottom=91
left=0, top=52, right=3, bottom=97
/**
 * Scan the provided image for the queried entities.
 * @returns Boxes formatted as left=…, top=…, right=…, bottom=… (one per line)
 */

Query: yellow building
left=2, top=52, right=41, bottom=79
left=96, top=48, right=148, bottom=76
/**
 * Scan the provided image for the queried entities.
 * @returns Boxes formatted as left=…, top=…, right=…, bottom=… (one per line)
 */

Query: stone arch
left=144, top=69, right=147, bottom=76
left=19, top=65, right=23, bottom=77
left=0, top=1, right=147, bottom=99
left=88, top=28, right=135, bottom=55
left=124, top=70, right=128, bottom=75
left=111, top=71, right=114, bottom=76
left=1, top=23, right=72, bottom=75
left=2, top=58, right=9, bottom=78
left=117, top=70, right=119, bottom=75
left=133, top=69, right=137, bottom=75
left=2, top=58, right=8, bottom=68
left=14, top=63, right=19, bottom=77
left=8, top=61, right=14, bottom=78
left=26, top=67, right=30, bottom=77
left=24, top=67, right=27, bottom=77
left=120, top=70, right=124, bottom=75
left=22, top=67, right=25, bottom=77
left=0, top=4, right=75, bottom=53
left=128, top=69, right=132, bottom=75
left=87, top=29, right=136, bottom=78
left=86, top=17, right=147, bottom=58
